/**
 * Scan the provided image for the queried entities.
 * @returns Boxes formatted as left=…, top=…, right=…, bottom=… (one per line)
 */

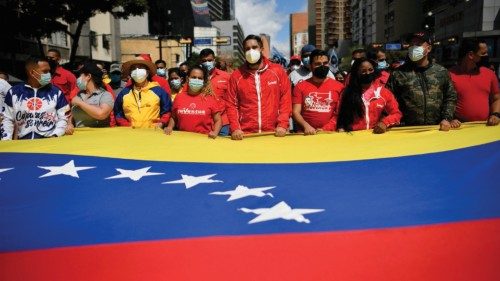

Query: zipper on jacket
left=417, top=72, right=428, bottom=124
left=365, top=101, right=370, bottom=130
left=255, top=73, right=262, bottom=133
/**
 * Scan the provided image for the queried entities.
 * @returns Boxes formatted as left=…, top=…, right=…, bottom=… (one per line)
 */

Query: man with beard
left=224, top=34, right=291, bottom=140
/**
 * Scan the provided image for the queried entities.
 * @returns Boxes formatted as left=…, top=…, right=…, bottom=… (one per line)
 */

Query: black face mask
left=478, top=56, right=490, bottom=68
left=313, top=65, right=329, bottom=79
left=359, top=72, right=376, bottom=85
left=47, top=58, right=58, bottom=76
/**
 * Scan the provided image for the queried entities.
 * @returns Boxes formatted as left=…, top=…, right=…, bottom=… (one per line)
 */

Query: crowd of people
left=0, top=31, right=499, bottom=141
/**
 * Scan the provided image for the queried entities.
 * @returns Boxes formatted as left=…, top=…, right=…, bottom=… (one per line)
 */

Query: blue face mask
left=201, top=61, right=215, bottom=73
left=110, top=73, right=121, bottom=84
left=189, top=78, right=204, bottom=93
left=377, top=60, right=388, bottom=70
left=36, top=71, right=51, bottom=87
left=301, top=57, right=310, bottom=67
left=157, top=68, right=166, bottom=77
left=170, top=79, right=182, bottom=90
left=77, top=76, right=87, bottom=91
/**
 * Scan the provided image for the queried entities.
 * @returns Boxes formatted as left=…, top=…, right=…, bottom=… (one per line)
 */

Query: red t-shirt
left=292, top=77, right=344, bottom=131
left=172, top=93, right=222, bottom=134
left=450, top=66, right=500, bottom=121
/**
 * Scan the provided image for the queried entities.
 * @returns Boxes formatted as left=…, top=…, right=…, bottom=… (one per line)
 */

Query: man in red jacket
left=199, top=48, right=231, bottom=135
left=224, top=34, right=292, bottom=140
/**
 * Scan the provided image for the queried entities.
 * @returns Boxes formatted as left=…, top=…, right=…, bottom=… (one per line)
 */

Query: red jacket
left=210, top=68, right=230, bottom=126
left=224, top=58, right=292, bottom=133
left=347, top=84, right=402, bottom=131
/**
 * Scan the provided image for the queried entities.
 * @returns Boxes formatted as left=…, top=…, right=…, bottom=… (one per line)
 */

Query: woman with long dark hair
left=164, top=65, right=222, bottom=138
left=337, top=58, right=402, bottom=133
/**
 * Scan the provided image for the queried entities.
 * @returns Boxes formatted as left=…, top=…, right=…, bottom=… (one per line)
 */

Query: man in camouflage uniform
left=388, top=32, right=458, bottom=131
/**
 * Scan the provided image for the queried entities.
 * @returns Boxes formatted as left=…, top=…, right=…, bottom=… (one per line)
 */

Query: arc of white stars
left=162, top=174, right=223, bottom=189
left=210, top=185, right=275, bottom=201
left=105, top=167, right=164, bottom=181
left=239, top=201, right=325, bottom=224
left=38, top=160, right=95, bottom=178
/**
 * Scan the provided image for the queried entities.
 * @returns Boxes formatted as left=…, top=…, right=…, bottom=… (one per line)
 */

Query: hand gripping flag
left=0, top=122, right=499, bottom=280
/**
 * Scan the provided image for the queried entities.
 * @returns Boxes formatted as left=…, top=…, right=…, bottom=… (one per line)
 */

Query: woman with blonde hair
left=164, top=65, right=222, bottom=138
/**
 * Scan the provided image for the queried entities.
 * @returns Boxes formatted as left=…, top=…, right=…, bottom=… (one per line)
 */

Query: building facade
left=308, top=0, right=352, bottom=56
left=376, top=0, right=423, bottom=43
left=74, top=12, right=121, bottom=64
left=423, top=0, right=500, bottom=69
left=193, top=26, right=220, bottom=56
left=208, top=0, right=234, bottom=21
left=121, top=36, right=185, bottom=68
left=290, top=12, right=309, bottom=56
left=212, top=19, right=245, bottom=64
left=351, top=0, right=377, bottom=46
left=260, top=33, right=271, bottom=59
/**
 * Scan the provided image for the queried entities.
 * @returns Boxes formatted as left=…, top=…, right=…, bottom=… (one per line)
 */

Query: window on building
left=89, top=31, right=97, bottom=48
left=172, top=53, right=180, bottom=63
left=102, top=35, right=110, bottom=50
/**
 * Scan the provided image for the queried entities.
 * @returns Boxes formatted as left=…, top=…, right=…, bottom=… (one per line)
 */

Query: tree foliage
left=1, top=0, right=148, bottom=64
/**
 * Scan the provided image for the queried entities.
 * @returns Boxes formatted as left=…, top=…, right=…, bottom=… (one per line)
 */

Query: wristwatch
left=490, top=112, right=500, bottom=118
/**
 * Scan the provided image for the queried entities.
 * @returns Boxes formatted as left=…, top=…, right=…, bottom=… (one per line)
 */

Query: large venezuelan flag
left=0, top=123, right=499, bottom=280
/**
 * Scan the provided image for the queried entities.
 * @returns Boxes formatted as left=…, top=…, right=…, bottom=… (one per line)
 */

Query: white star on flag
left=105, top=167, right=164, bottom=181
left=162, top=174, right=223, bottom=189
left=0, top=168, right=14, bottom=173
left=239, top=201, right=324, bottom=224
left=38, top=160, right=95, bottom=178
left=210, top=185, right=275, bottom=201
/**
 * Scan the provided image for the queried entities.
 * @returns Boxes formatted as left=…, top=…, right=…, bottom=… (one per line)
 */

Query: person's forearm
left=490, top=94, right=500, bottom=114
left=76, top=102, right=111, bottom=120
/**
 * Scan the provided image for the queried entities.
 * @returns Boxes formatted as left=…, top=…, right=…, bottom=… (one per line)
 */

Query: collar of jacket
left=243, top=56, right=270, bottom=75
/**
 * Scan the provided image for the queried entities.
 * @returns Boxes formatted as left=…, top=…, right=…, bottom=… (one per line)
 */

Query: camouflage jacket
left=387, top=62, right=457, bottom=125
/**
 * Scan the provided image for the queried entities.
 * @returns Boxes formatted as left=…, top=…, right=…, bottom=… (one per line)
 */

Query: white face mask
left=408, top=46, right=425, bottom=62
left=245, top=49, right=261, bottom=64
left=131, top=68, right=148, bottom=83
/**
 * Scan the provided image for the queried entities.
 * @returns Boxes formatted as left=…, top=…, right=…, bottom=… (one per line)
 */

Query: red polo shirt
left=450, top=66, right=499, bottom=121
left=51, top=65, right=77, bottom=103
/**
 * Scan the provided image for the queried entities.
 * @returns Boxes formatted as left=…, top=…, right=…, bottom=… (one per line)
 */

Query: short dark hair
left=155, top=59, right=166, bottom=65
left=352, top=48, right=366, bottom=56
left=78, top=61, right=104, bottom=88
left=24, top=57, right=50, bottom=79
left=199, top=48, right=215, bottom=58
left=47, top=48, right=61, bottom=57
left=188, top=65, right=208, bottom=82
left=179, top=62, right=189, bottom=67
left=25, top=56, right=49, bottom=70
left=243, top=34, right=263, bottom=48
left=458, top=38, right=481, bottom=60
left=168, top=67, right=180, bottom=78
left=366, top=48, right=385, bottom=61
left=0, top=70, right=9, bottom=80
left=309, top=49, right=328, bottom=62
